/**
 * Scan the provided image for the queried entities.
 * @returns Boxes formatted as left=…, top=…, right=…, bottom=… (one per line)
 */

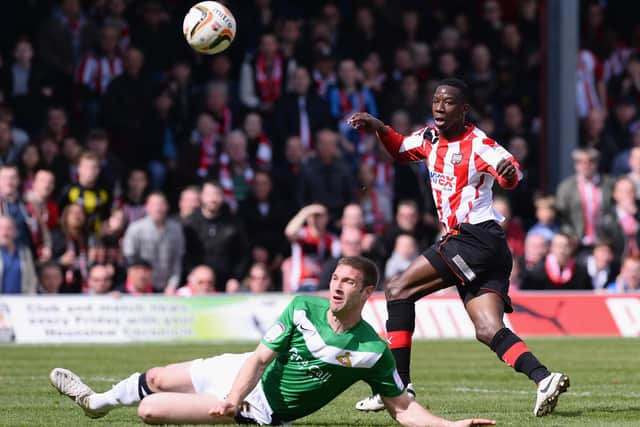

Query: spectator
left=527, top=196, right=559, bottom=242
left=466, top=43, right=498, bottom=117
left=117, top=257, right=154, bottom=295
left=16, top=143, right=42, bottom=192
left=89, top=235, right=125, bottom=286
left=84, top=263, right=114, bottom=294
left=0, top=215, right=37, bottom=294
left=384, top=233, right=419, bottom=283
left=176, top=265, right=215, bottom=296
left=522, top=232, right=550, bottom=271
left=555, top=148, right=615, bottom=249
left=505, top=135, right=537, bottom=225
left=37, top=261, right=64, bottom=294
left=86, top=128, right=124, bottom=194
left=272, top=136, right=305, bottom=214
left=177, top=185, right=200, bottom=221
left=297, top=128, right=355, bottom=221
left=116, top=169, right=148, bottom=225
left=521, top=232, right=593, bottom=290
left=185, top=112, right=221, bottom=182
left=122, top=192, right=185, bottom=294
left=167, top=60, right=198, bottom=139
left=23, top=169, right=58, bottom=262
left=282, top=203, right=339, bottom=292
left=228, top=262, right=273, bottom=293
left=201, top=82, right=233, bottom=140
left=611, top=129, right=640, bottom=176
left=51, top=203, right=91, bottom=293
left=310, top=42, right=337, bottom=98
left=54, top=135, right=83, bottom=192
left=493, top=196, right=526, bottom=260
left=0, top=105, right=30, bottom=147
left=319, top=226, right=364, bottom=290
left=0, top=165, right=32, bottom=248
left=386, top=73, right=429, bottom=125
left=273, top=66, right=334, bottom=156
left=183, top=181, right=250, bottom=292
left=597, top=176, right=640, bottom=260
left=361, top=52, right=387, bottom=104
left=59, top=152, right=111, bottom=236
left=0, top=118, right=25, bottom=166
left=607, top=255, right=640, bottom=293
left=583, top=240, right=617, bottom=291
left=242, top=112, right=272, bottom=171
left=142, top=89, right=178, bottom=191
left=237, top=170, right=288, bottom=269
left=605, top=96, right=637, bottom=150
left=580, top=109, right=618, bottom=174
left=626, top=146, right=640, bottom=198
left=338, top=203, right=376, bottom=252
left=218, top=130, right=254, bottom=211
left=239, top=32, right=296, bottom=113
left=577, top=47, right=607, bottom=118
left=43, top=106, right=71, bottom=147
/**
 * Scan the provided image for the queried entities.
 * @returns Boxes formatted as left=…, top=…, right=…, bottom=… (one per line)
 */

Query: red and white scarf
left=219, top=153, right=254, bottom=211
left=338, top=88, right=365, bottom=116
left=255, top=133, right=272, bottom=169
left=255, top=53, right=283, bottom=103
left=544, top=254, right=576, bottom=286
left=577, top=176, right=600, bottom=245
left=214, top=106, right=232, bottom=137
left=197, top=133, right=219, bottom=178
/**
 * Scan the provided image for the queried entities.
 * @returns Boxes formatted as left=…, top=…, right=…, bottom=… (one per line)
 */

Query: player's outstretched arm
left=209, top=343, right=277, bottom=418
left=381, top=392, right=496, bottom=427
left=348, top=112, right=387, bottom=135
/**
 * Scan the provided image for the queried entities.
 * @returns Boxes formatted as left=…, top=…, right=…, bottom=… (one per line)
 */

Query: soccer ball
left=183, top=1, right=236, bottom=55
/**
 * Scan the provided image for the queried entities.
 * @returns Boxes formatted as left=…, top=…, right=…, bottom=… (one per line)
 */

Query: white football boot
left=355, top=383, right=415, bottom=412
left=533, top=372, right=570, bottom=416
left=50, top=368, right=109, bottom=419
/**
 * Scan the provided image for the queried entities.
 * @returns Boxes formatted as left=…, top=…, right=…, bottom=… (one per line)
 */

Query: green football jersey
left=260, top=295, right=404, bottom=422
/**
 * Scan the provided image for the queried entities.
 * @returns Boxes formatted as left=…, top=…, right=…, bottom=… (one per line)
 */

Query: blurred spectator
left=583, top=239, right=617, bottom=291
left=522, top=232, right=550, bottom=271
left=183, top=181, right=250, bottom=292
left=338, top=203, right=375, bottom=252
left=117, top=257, right=154, bottom=295
left=311, top=42, right=337, bottom=98
left=218, top=130, right=254, bottom=211
left=342, top=6, right=379, bottom=62
left=201, top=82, right=233, bottom=140
left=242, top=112, right=272, bottom=171
left=84, top=263, right=114, bottom=294
left=0, top=39, right=51, bottom=131
left=54, top=136, right=83, bottom=191
left=597, top=176, right=640, bottom=260
left=466, top=43, right=497, bottom=117
left=297, top=128, right=355, bottom=221
left=237, top=170, right=288, bottom=269
left=272, top=66, right=333, bottom=156
left=493, top=196, right=525, bottom=260
left=75, top=24, right=123, bottom=127
left=102, top=47, right=153, bottom=162
left=168, top=60, right=198, bottom=139
left=527, top=196, right=559, bottom=242
left=143, top=88, right=178, bottom=190
left=504, top=135, right=537, bottom=224
left=579, top=109, right=617, bottom=174
left=176, top=265, right=215, bottom=296
left=626, top=146, right=640, bottom=198
left=0, top=215, right=37, bottom=294
left=384, top=233, right=419, bottom=283
left=0, top=118, right=25, bottom=166
left=177, top=185, right=200, bottom=221
left=386, top=73, right=429, bottom=125
left=272, top=135, right=305, bottom=214
left=474, top=0, right=504, bottom=52
left=16, top=143, right=42, bottom=192
left=23, top=169, right=58, bottom=262
left=357, top=162, right=393, bottom=235
left=611, top=130, right=640, bottom=176
left=37, top=261, right=64, bottom=294
left=282, top=203, right=339, bottom=292
left=103, top=0, right=130, bottom=53
left=327, top=58, right=378, bottom=159
left=43, top=106, right=70, bottom=147
left=100, top=207, right=127, bottom=242
left=556, top=148, right=615, bottom=248
left=37, top=0, right=98, bottom=106
left=319, top=226, right=364, bottom=290
left=521, top=232, right=593, bottom=290
left=609, top=53, right=640, bottom=102
left=605, top=96, right=637, bottom=150
left=89, top=235, right=125, bottom=285
left=85, top=128, right=124, bottom=193
left=607, top=255, right=640, bottom=293
left=59, top=152, right=111, bottom=236
left=116, top=169, right=148, bottom=224
left=239, top=33, right=296, bottom=113
left=577, top=48, right=607, bottom=118
left=123, top=192, right=184, bottom=294
left=185, top=112, right=221, bottom=182
left=51, top=204, right=90, bottom=293
left=228, top=262, right=273, bottom=293
left=360, top=52, right=387, bottom=103
left=0, top=105, right=30, bottom=147
left=0, top=165, right=32, bottom=248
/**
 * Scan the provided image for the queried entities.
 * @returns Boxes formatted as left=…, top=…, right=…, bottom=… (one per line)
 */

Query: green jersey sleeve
left=363, top=346, right=404, bottom=398
left=260, top=297, right=297, bottom=352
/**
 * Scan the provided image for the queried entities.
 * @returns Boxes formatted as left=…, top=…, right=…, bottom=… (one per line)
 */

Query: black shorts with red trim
left=423, top=220, right=514, bottom=313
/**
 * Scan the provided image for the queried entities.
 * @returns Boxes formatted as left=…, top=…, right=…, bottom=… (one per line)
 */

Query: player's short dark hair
left=437, top=78, right=470, bottom=103
left=337, top=256, right=379, bottom=289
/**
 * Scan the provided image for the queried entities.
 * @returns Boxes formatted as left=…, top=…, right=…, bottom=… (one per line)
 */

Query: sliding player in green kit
left=50, top=256, right=495, bottom=427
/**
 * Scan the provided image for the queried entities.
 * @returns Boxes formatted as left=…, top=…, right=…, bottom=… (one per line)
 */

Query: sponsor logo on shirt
left=263, top=321, right=285, bottom=342
left=429, top=171, right=457, bottom=192
left=288, top=348, right=332, bottom=382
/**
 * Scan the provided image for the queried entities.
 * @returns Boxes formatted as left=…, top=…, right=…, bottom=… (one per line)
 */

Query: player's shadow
left=553, top=406, right=640, bottom=418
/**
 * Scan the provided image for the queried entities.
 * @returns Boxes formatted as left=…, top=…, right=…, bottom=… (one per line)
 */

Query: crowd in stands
left=1, top=0, right=639, bottom=296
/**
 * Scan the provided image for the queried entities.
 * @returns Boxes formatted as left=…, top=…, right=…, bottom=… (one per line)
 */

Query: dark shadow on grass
left=553, top=406, right=640, bottom=418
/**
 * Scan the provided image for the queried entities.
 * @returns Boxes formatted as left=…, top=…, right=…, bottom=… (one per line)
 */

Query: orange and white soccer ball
left=183, top=1, right=236, bottom=54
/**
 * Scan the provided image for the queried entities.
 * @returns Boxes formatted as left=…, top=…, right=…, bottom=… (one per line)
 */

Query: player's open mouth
left=434, top=117, right=446, bottom=126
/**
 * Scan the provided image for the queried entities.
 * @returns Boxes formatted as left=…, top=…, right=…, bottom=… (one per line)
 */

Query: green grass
left=1, top=338, right=639, bottom=426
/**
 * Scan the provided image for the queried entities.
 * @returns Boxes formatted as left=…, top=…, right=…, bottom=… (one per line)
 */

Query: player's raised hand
left=208, top=400, right=237, bottom=418
left=496, top=159, right=517, bottom=181
left=347, top=112, right=385, bottom=133
left=450, top=418, right=496, bottom=427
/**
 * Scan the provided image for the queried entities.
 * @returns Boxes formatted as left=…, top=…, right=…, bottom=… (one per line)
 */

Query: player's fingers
left=471, top=419, right=496, bottom=426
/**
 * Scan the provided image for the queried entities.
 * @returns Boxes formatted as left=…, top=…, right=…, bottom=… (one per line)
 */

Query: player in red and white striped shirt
left=350, top=79, right=568, bottom=417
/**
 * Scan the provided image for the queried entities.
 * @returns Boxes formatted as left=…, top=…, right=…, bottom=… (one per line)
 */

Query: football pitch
left=1, top=338, right=638, bottom=426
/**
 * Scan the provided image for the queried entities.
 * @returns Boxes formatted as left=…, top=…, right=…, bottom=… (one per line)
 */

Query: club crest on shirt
left=451, top=153, right=463, bottom=165
left=335, top=352, right=352, bottom=367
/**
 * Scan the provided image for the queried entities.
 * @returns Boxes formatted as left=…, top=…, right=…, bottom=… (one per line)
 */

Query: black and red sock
left=489, top=328, right=550, bottom=383
left=386, top=299, right=415, bottom=387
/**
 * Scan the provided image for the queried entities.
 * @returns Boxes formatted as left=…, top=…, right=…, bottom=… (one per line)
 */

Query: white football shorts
left=189, top=352, right=275, bottom=425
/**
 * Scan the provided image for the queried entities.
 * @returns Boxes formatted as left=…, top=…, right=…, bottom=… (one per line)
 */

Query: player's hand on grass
left=348, top=112, right=385, bottom=133
left=450, top=418, right=496, bottom=427
left=496, top=159, right=517, bottom=181
left=209, top=400, right=237, bottom=418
